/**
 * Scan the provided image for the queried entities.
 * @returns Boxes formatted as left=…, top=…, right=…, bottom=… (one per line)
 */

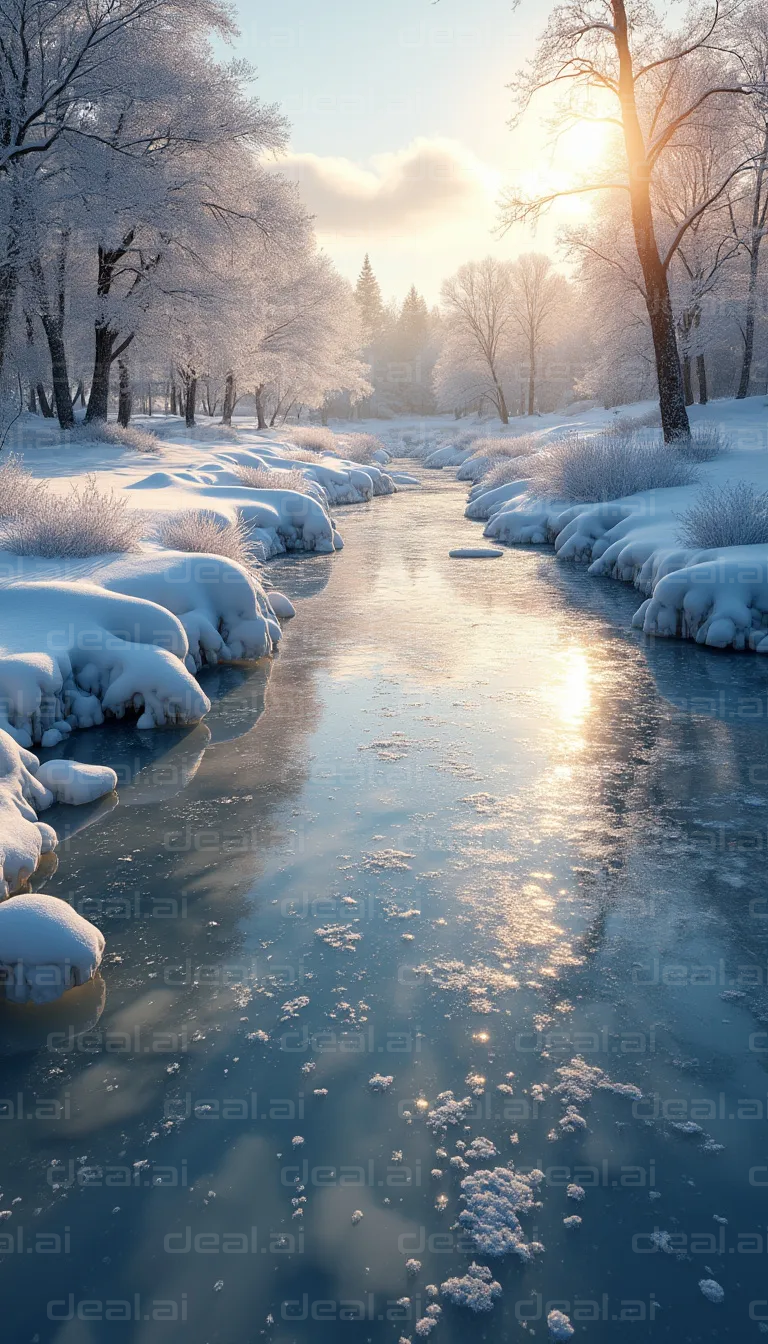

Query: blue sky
left=225, top=1, right=600, bottom=303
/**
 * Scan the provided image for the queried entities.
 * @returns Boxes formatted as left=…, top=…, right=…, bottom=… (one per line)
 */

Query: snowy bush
left=677, top=481, right=768, bottom=549
left=528, top=431, right=697, bottom=502
left=0, top=477, right=143, bottom=557
left=340, top=432, right=388, bottom=464
left=156, top=509, right=262, bottom=569
left=458, top=435, right=540, bottom=483
left=235, top=465, right=313, bottom=494
left=608, top=407, right=662, bottom=435
left=79, top=422, right=160, bottom=454
left=280, top=447, right=323, bottom=464
left=482, top=457, right=536, bottom=492
left=678, top=424, right=729, bottom=462
left=285, top=426, right=337, bottom=454
left=0, top=454, right=39, bottom=518
left=468, top=435, right=538, bottom=460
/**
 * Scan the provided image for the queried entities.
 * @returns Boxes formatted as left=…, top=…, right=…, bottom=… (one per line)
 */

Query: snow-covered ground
left=446, top=396, right=768, bottom=655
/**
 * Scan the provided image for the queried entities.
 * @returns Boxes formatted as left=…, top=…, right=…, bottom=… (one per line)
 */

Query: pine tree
left=354, top=255, right=384, bottom=346
left=398, top=285, right=429, bottom=357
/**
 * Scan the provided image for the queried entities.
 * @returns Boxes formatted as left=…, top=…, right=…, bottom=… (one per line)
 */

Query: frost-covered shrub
left=280, top=447, right=322, bottom=464
left=468, top=435, right=538, bottom=460
left=340, top=432, right=388, bottom=464
left=528, top=432, right=697, bottom=503
left=156, top=509, right=262, bottom=568
left=285, top=426, right=337, bottom=454
left=607, top=407, right=662, bottom=435
left=482, top=457, right=536, bottom=492
left=0, top=477, right=142, bottom=557
left=678, top=424, right=729, bottom=462
left=677, top=481, right=768, bottom=549
left=236, top=465, right=313, bottom=494
left=458, top=435, right=540, bottom=482
left=79, top=422, right=160, bottom=454
left=0, top=454, right=38, bottom=517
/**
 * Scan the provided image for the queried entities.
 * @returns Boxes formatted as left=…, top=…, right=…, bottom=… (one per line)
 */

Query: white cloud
left=270, top=137, right=501, bottom=237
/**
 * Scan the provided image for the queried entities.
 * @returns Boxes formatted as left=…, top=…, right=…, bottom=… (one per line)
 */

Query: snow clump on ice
left=426, top=1092, right=472, bottom=1133
left=699, top=1279, right=725, bottom=1303
left=458, top=1165, right=543, bottom=1260
left=368, top=1073, right=394, bottom=1092
left=547, top=1309, right=575, bottom=1340
left=440, top=1263, right=502, bottom=1313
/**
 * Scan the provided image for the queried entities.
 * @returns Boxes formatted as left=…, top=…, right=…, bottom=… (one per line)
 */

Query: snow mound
left=465, top=480, right=530, bottom=522
left=126, top=469, right=343, bottom=556
left=423, top=444, right=476, bottom=469
left=0, top=729, right=57, bottom=894
left=633, top=552, right=768, bottom=651
left=35, top=759, right=117, bottom=806
left=0, top=550, right=283, bottom=745
left=458, top=1165, right=543, bottom=1260
left=440, top=1263, right=502, bottom=1313
left=0, top=894, right=104, bottom=1004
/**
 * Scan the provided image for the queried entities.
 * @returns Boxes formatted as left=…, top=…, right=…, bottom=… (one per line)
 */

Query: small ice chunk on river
left=448, top=547, right=504, bottom=559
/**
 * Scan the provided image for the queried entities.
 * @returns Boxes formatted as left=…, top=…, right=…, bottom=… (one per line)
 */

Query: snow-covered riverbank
left=0, top=414, right=403, bottom=898
left=455, top=396, right=768, bottom=655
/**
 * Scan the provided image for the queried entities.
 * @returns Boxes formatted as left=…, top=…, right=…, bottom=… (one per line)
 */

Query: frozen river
left=2, top=469, right=768, bottom=1342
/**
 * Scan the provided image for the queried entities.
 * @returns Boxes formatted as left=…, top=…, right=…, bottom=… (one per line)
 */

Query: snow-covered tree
left=502, top=0, right=762, bottom=442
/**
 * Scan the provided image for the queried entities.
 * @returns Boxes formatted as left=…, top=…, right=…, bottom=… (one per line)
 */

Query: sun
left=562, top=117, right=613, bottom=168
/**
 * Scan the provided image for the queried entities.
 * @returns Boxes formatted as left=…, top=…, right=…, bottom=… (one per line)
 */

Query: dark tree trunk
left=147, top=382, right=153, bottom=416
left=36, top=384, right=54, bottom=417
left=696, top=354, right=708, bottom=406
left=254, top=387, right=267, bottom=430
left=0, top=264, right=19, bottom=385
left=73, top=380, right=86, bottom=407
left=682, top=354, right=694, bottom=406
left=24, top=313, right=37, bottom=413
left=737, top=127, right=768, bottom=400
left=612, top=0, right=690, bottom=443
left=737, top=245, right=762, bottom=400
left=85, top=324, right=115, bottom=422
left=185, top=375, right=197, bottom=428
left=491, top=370, right=509, bottom=424
left=29, top=241, right=75, bottom=430
left=170, top=380, right=178, bottom=416
left=117, top=360, right=132, bottom=427
left=221, top=373, right=235, bottom=425
left=85, top=236, right=137, bottom=423
left=44, top=323, right=75, bottom=429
